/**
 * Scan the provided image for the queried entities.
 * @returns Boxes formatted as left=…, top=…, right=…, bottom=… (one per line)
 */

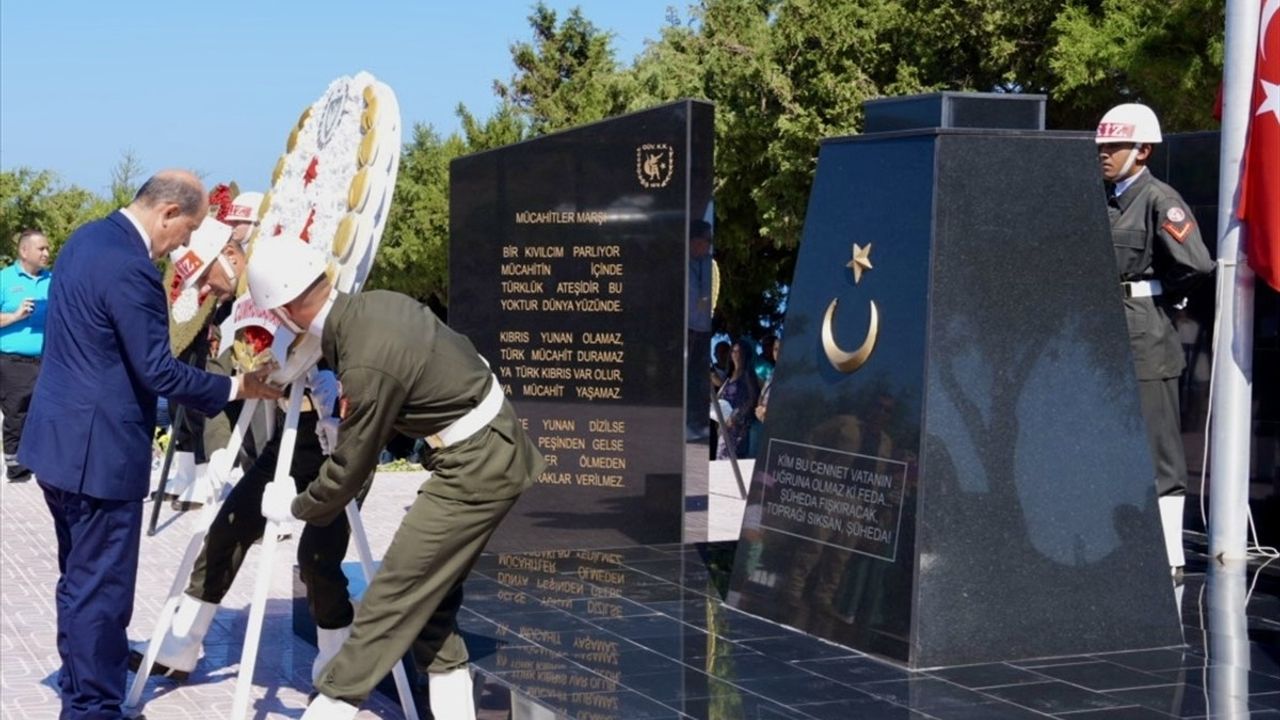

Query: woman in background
left=716, top=337, right=760, bottom=460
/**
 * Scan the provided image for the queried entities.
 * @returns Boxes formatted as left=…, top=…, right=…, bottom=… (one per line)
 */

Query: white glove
left=260, top=479, right=298, bottom=524
left=316, top=416, right=339, bottom=456
left=306, top=367, right=340, bottom=420
left=206, top=448, right=234, bottom=481
left=204, top=448, right=235, bottom=499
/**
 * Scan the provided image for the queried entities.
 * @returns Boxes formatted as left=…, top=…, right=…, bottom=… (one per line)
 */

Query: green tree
left=369, top=100, right=534, bottom=305
left=108, top=150, right=145, bottom=208
left=366, top=123, right=467, bottom=305
left=0, top=168, right=110, bottom=265
left=495, top=2, right=634, bottom=133
left=1048, top=0, right=1224, bottom=131
left=615, top=0, right=1223, bottom=334
left=457, top=100, right=528, bottom=151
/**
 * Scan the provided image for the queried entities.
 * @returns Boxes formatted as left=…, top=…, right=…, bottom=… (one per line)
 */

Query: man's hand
left=260, top=479, right=298, bottom=524
left=238, top=369, right=284, bottom=401
left=2, top=298, right=35, bottom=326
left=316, top=417, right=339, bottom=456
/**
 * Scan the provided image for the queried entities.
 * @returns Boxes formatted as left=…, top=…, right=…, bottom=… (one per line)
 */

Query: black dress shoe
left=128, top=648, right=190, bottom=682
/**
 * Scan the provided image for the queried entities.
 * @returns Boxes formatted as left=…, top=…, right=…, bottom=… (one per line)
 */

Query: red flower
left=303, top=157, right=319, bottom=188
left=208, top=183, right=236, bottom=222
left=242, top=326, right=274, bottom=355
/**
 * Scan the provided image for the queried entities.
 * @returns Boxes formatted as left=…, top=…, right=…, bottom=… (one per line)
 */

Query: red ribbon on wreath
left=300, top=208, right=316, bottom=242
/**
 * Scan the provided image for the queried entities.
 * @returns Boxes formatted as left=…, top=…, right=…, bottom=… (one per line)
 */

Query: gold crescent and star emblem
left=822, top=242, right=880, bottom=373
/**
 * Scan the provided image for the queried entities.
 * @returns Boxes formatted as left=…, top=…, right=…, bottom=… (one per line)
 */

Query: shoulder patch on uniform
left=1166, top=207, right=1187, bottom=223
left=1162, top=220, right=1194, bottom=243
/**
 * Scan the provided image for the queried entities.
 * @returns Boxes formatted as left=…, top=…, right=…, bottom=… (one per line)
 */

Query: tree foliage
left=4, top=0, right=1227, bottom=333
left=365, top=123, right=465, bottom=305
left=1048, top=0, right=1224, bottom=131
left=109, top=150, right=145, bottom=209
left=0, top=168, right=111, bottom=265
left=494, top=4, right=633, bottom=134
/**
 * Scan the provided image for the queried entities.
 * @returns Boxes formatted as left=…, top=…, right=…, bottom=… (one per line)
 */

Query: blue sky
left=0, top=1, right=676, bottom=196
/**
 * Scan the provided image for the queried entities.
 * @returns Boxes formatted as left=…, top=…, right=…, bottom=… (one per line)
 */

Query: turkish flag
left=1239, top=0, right=1280, bottom=291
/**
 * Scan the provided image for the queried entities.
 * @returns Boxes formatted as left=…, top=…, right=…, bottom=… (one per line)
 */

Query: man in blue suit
left=18, top=170, right=281, bottom=719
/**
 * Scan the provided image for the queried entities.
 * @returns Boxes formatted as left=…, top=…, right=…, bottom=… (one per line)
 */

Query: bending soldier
left=130, top=221, right=359, bottom=685
left=248, top=237, right=544, bottom=720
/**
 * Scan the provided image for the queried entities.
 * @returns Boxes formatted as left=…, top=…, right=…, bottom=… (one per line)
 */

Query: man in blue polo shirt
left=0, top=229, right=52, bottom=482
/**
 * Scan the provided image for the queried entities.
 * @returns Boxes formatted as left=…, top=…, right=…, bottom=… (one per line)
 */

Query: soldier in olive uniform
left=249, top=238, right=544, bottom=720
left=1096, top=103, right=1214, bottom=574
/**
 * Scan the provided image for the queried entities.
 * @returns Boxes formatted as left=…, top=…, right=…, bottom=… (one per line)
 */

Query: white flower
left=172, top=287, right=200, bottom=323
left=258, top=77, right=362, bottom=259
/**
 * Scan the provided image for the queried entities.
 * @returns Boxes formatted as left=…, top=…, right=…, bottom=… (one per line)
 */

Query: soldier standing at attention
left=1096, top=103, right=1214, bottom=577
left=248, top=237, right=544, bottom=720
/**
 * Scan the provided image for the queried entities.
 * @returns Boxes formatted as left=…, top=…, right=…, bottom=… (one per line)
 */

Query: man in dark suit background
left=18, top=170, right=280, bottom=719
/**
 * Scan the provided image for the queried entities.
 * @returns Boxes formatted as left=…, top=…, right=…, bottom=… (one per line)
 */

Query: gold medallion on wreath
left=223, top=72, right=402, bottom=383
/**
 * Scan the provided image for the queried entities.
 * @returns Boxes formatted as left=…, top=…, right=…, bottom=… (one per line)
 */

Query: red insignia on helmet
left=1096, top=122, right=1135, bottom=139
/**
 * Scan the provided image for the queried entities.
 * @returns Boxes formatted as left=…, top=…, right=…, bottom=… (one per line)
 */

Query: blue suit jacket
left=18, top=211, right=230, bottom=501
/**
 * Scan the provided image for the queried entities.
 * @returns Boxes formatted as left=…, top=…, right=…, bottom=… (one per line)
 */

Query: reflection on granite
left=457, top=541, right=1280, bottom=720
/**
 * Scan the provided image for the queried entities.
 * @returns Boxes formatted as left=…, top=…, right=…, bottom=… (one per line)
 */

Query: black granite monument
left=727, top=93, right=1183, bottom=667
left=450, top=100, right=714, bottom=552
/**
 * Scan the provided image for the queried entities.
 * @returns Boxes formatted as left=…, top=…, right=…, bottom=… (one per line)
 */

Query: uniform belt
left=0, top=352, right=40, bottom=363
left=425, top=374, right=504, bottom=450
left=1122, top=279, right=1163, bottom=298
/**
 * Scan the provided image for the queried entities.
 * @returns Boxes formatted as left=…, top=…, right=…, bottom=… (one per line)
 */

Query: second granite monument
left=728, top=92, right=1183, bottom=667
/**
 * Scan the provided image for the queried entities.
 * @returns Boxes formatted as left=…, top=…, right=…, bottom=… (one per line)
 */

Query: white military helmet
left=1095, top=103, right=1163, bottom=145
left=226, top=191, right=264, bottom=225
left=247, top=237, right=328, bottom=310
left=170, top=217, right=233, bottom=290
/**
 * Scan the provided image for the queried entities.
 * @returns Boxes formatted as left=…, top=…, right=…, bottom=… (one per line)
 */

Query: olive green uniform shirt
left=291, top=290, right=543, bottom=525
left=1107, top=170, right=1214, bottom=380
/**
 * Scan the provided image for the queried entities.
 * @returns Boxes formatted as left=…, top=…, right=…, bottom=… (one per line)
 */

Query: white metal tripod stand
left=127, top=383, right=419, bottom=718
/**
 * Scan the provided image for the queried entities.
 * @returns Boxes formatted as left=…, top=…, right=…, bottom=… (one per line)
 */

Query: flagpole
left=1209, top=0, right=1260, bottom=561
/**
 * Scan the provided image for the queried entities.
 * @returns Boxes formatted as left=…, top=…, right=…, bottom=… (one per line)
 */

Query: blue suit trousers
left=40, top=482, right=141, bottom=719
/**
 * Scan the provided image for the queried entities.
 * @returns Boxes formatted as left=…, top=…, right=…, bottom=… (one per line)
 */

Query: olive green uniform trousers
left=186, top=411, right=356, bottom=630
